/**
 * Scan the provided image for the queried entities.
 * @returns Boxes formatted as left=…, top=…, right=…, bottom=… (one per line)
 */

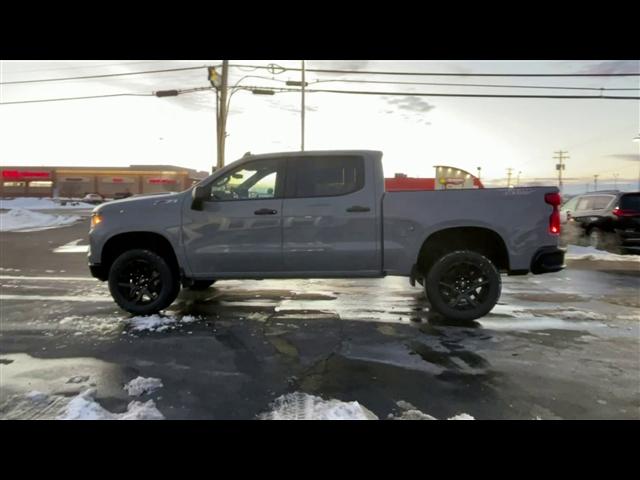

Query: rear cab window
left=286, top=155, right=365, bottom=198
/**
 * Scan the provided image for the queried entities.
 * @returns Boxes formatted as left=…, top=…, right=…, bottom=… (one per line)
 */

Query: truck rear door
left=282, top=154, right=379, bottom=274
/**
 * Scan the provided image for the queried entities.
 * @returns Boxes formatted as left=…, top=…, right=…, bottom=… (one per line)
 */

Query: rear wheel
left=424, top=250, right=501, bottom=322
left=108, top=249, right=180, bottom=315
left=187, top=280, right=216, bottom=290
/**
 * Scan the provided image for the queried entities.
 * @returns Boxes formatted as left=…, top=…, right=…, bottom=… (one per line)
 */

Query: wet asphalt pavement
left=1, top=215, right=639, bottom=419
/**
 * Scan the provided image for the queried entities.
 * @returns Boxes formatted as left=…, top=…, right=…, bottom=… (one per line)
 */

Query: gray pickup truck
left=88, top=150, right=565, bottom=321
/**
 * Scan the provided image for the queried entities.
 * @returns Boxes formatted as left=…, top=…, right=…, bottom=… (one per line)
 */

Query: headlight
left=90, top=213, right=103, bottom=229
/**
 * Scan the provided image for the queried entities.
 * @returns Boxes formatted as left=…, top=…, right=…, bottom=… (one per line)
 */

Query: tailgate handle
left=254, top=208, right=278, bottom=215
left=346, top=205, right=370, bottom=213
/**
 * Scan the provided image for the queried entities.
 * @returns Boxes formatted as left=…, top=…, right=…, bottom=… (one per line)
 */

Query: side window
left=291, top=156, right=364, bottom=198
left=209, top=159, right=282, bottom=201
left=562, top=196, right=580, bottom=211
left=576, top=197, right=592, bottom=211
left=619, top=193, right=640, bottom=211
left=591, top=195, right=614, bottom=210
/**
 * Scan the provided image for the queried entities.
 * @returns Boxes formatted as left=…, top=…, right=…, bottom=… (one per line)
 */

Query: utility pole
left=516, top=171, right=522, bottom=187
left=476, top=167, right=481, bottom=181
left=217, top=60, right=229, bottom=170
left=301, top=60, right=306, bottom=151
left=553, top=150, right=568, bottom=193
left=506, top=168, right=513, bottom=187
left=594, top=174, right=599, bottom=191
left=613, top=173, right=619, bottom=189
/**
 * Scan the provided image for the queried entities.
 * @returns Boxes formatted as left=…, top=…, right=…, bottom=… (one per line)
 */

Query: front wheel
left=108, top=249, right=180, bottom=315
left=424, top=250, right=501, bottom=322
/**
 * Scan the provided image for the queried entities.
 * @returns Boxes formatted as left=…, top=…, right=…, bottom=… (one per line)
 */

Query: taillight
left=613, top=207, right=639, bottom=217
left=545, top=192, right=561, bottom=235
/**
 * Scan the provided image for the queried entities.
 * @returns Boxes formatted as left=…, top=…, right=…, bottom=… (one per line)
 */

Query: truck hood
left=93, top=191, right=185, bottom=215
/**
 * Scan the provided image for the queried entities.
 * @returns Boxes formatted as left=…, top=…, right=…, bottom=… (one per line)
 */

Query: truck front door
left=182, top=158, right=285, bottom=276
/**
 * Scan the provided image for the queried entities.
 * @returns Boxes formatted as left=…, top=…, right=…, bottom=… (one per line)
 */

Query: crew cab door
left=282, top=154, right=379, bottom=274
left=182, top=158, right=285, bottom=276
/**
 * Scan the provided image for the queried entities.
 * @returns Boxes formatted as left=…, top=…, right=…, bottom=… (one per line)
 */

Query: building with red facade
left=0, top=165, right=208, bottom=198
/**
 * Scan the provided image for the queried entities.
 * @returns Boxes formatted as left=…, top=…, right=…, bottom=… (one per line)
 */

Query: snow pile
left=59, top=315, right=122, bottom=335
left=0, top=390, right=71, bottom=420
left=448, top=413, right=475, bottom=420
left=0, top=197, right=93, bottom=210
left=0, top=208, right=80, bottom=232
left=259, top=392, right=378, bottom=420
left=124, top=376, right=163, bottom=397
left=125, top=315, right=179, bottom=332
left=124, top=314, right=202, bottom=332
left=57, top=389, right=164, bottom=420
left=566, top=245, right=640, bottom=263
left=388, top=401, right=475, bottom=420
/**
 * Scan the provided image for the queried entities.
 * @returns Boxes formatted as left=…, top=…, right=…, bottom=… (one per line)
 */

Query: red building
left=385, top=169, right=484, bottom=192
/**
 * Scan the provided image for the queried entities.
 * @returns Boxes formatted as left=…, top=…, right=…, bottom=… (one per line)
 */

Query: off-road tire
left=108, top=249, right=180, bottom=315
left=424, top=250, right=501, bottom=322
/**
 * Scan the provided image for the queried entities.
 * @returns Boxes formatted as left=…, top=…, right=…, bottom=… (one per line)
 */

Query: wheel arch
left=416, top=226, right=510, bottom=276
left=101, top=231, right=181, bottom=279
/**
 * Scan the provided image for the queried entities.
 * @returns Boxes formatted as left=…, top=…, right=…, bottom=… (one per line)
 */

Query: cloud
left=608, top=153, right=640, bottom=162
left=385, top=96, right=436, bottom=113
left=307, top=60, right=370, bottom=76
left=580, top=60, right=640, bottom=74
left=267, top=99, right=317, bottom=114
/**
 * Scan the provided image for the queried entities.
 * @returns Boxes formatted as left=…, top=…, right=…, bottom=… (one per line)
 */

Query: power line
left=0, top=65, right=212, bottom=85
left=0, top=93, right=154, bottom=105
left=307, top=78, right=639, bottom=91
left=0, top=88, right=212, bottom=105
left=229, top=63, right=640, bottom=77
left=235, top=85, right=640, bottom=100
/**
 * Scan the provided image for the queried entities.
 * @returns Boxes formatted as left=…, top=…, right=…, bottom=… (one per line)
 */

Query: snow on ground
left=387, top=400, right=475, bottom=420
left=57, top=389, right=164, bottom=420
left=566, top=245, right=640, bottom=262
left=0, top=197, right=93, bottom=210
left=124, top=377, right=163, bottom=397
left=259, top=392, right=378, bottom=420
left=448, top=413, right=475, bottom=420
left=124, top=314, right=202, bottom=332
left=259, top=393, right=475, bottom=420
left=0, top=209, right=80, bottom=232
left=1, top=388, right=164, bottom=420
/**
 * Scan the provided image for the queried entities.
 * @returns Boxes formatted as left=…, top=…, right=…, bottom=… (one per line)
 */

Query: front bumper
left=89, top=263, right=107, bottom=281
left=530, top=246, right=566, bottom=274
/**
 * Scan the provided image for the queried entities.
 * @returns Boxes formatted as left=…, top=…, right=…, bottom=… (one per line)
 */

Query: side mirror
left=191, top=185, right=208, bottom=211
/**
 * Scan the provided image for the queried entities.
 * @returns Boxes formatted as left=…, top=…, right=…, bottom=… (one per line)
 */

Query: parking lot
left=1, top=214, right=639, bottom=420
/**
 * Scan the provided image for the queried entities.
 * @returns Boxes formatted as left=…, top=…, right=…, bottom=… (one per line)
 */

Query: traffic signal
left=208, top=67, right=220, bottom=88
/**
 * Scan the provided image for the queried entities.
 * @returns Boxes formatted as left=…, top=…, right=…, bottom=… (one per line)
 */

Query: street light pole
left=217, top=60, right=229, bottom=170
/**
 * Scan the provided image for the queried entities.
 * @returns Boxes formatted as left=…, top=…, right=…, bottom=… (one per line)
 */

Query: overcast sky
left=1, top=60, right=638, bottom=190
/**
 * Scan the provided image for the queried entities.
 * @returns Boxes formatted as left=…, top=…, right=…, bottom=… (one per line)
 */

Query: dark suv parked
left=561, top=190, right=640, bottom=253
